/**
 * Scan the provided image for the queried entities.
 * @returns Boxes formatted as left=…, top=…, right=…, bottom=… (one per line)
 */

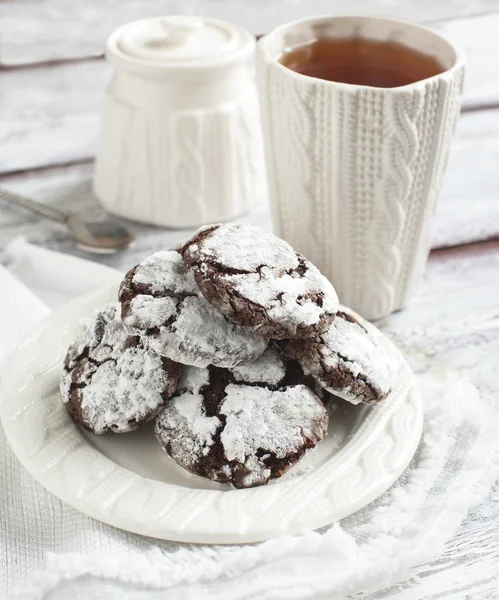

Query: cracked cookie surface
left=279, top=308, right=393, bottom=405
left=119, top=251, right=268, bottom=368
left=155, top=345, right=328, bottom=488
left=60, top=303, right=181, bottom=434
left=180, top=224, right=339, bottom=339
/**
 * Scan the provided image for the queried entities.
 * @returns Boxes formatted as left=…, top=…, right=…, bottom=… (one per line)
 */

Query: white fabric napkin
left=1, top=239, right=499, bottom=600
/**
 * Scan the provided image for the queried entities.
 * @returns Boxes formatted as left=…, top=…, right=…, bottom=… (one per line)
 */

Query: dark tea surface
left=279, top=37, right=444, bottom=87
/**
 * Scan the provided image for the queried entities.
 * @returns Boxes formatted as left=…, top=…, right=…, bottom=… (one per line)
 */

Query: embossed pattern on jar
left=94, top=17, right=267, bottom=228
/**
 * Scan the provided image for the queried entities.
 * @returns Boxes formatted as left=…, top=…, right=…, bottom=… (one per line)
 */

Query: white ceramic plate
left=0, top=286, right=422, bottom=544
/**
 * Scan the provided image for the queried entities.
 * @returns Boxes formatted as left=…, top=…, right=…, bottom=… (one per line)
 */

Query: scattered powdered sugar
left=61, top=303, right=177, bottom=434
left=316, top=312, right=393, bottom=401
left=220, top=384, right=327, bottom=462
left=122, top=251, right=267, bottom=368
left=231, top=345, right=286, bottom=386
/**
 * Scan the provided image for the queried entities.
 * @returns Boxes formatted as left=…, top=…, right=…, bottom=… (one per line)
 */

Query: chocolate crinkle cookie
left=279, top=308, right=393, bottom=405
left=155, top=345, right=329, bottom=488
left=60, top=303, right=181, bottom=434
left=119, top=251, right=268, bottom=368
left=180, top=224, right=339, bottom=339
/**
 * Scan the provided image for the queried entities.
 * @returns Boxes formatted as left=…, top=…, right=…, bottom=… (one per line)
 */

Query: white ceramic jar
left=93, top=16, right=266, bottom=228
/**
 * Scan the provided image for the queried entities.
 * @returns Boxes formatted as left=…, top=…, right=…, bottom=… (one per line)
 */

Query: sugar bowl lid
left=107, top=16, right=255, bottom=74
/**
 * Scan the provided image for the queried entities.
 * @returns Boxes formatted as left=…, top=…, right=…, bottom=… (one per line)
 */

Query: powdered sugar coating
left=161, top=392, right=221, bottom=464
left=195, top=224, right=299, bottom=272
left=231, top=345, right=286, bottom=386
left=131, top=250, right=197, bottom=295
left=119, top=251, right=268, bottom=368
left=61, top=303, right=181, bottom=434
left=176, top=363, right=210, bottom=395
left=220, top=384, right=327, bottom=465
left=280, top=308, right=393, bottom=405
left=155, top=346, right=328, bottom=488
left=181, top=224, right=339, bottom=339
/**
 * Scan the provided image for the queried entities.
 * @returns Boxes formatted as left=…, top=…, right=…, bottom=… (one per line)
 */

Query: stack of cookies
left=61, top=224, right=393, bottom=488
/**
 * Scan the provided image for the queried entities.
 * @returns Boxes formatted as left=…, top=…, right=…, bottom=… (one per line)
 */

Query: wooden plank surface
left=2, top=12, right=499, bottom=173
left=1, top=11, right=497, bottom=111
left=1, top=1, right=497, bottom=66
left=0, top=60, right=110, bottom=173
left=437, top=13, right=499, bottom=107
left=433, top=110, right=499, bottom=248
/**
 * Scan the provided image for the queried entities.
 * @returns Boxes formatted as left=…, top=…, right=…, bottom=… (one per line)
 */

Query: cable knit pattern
left=94, top=82, right=266, bottom=228
left=396, top=68, right=465, bottom=308
left=258, top=53, right=465, bottom=319
left=369, top=90, right=424, bottom=318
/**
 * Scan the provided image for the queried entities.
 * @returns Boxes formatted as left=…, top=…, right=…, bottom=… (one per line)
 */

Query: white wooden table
left=1, top=2, right=499, bottom=598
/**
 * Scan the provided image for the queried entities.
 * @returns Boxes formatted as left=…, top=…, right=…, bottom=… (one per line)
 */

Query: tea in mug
left=279, top=37, right=444, bottom=87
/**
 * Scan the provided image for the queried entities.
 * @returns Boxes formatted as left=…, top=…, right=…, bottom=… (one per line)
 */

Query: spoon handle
left=0, top=187, right=69, bottom=224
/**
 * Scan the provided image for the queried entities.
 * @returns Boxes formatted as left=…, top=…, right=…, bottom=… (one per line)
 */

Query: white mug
left=94, top=16, right=266, bottom=228
left=257, top=16, right=465, bottom=319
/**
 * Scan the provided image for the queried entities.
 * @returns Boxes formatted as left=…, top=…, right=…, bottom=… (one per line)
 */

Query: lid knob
left=160, top=16, right=203, bottom=45
left=107, top=16, right=255, bottom=74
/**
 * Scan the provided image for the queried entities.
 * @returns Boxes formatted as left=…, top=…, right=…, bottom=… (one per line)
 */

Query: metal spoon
left=0, top=187, right=135, bottom=254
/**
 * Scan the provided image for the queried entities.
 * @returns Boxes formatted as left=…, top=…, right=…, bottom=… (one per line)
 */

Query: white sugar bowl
left=93, top=16, right=266, bottom=228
